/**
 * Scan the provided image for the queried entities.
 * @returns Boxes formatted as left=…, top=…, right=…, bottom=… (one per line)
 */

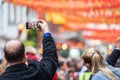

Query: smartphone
left=26, top=21, right=40, bottom=29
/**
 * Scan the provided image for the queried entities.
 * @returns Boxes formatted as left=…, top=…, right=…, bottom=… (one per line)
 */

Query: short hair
left=4, top=42, right=25, bottom=63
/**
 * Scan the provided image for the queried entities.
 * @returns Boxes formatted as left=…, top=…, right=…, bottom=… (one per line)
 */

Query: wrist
left=115, top=47, right=120, bottom=50
left=43, top=33, right=51, bottom=37
left=44, top=29, right=49, bottom=34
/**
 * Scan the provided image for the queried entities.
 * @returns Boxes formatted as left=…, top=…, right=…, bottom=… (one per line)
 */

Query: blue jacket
left=91, top=49, right=120, bottom=80
left=91, top=66, right=120, bottom=80
left=0, top=34, right=59, bottom=80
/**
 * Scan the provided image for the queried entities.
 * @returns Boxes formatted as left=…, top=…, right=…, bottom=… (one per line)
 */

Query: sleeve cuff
left=115, top=48, right=120, bottom=50
left=43, top=32, right=51, bottom=37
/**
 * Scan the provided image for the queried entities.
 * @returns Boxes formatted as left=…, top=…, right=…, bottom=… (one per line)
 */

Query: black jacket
left=0, top=36, right=59, bottom=80
left=107, top=49, right=120, bottom=66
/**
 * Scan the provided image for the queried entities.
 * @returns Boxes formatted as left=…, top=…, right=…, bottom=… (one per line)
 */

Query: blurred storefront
left=0, top=0, right=38, bottom=56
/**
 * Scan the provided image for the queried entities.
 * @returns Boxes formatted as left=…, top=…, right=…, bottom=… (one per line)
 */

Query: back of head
left=82, top=48, right=104, bottom=72
left=25, top=46, right=39, bottom=61
left=4, top=40, right=25, bottom=63
left=25, top=46, right=37, bottom=55
left=59, top=60, right=67, bottom=71
left=82, top=48, right=118, bottom=80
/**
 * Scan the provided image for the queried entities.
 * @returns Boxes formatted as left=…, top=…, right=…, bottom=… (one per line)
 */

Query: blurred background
left=0, top=0, right=120, bottom=79
left=0, top=0, right=120, bottom=58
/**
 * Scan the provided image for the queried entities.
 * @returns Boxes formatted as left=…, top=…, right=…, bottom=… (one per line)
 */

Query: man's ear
left=24, top=53, right=26, bottom=58
left=23, top=53, right=28, bottom=65
left=23, top=53, right=26, bottom=61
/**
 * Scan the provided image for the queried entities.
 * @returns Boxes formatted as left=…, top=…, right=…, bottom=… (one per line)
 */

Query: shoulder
left=91, top=72, right=109, bottom=80
left=108, top=66, right=120, bottom=76
left=28, top=60, right=41, bottom=68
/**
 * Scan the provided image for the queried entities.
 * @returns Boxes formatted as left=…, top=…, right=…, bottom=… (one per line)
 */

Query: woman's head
left=82, top=48, right=104, bottom=72
left=82, top=48, right=118, bottom=80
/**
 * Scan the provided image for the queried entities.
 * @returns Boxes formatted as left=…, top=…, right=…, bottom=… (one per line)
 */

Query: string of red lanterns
left=5, top=0, right=120, bottom=43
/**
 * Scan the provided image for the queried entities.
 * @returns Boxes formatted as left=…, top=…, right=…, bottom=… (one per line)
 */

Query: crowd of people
left=0, top=20, right=120, bottom=80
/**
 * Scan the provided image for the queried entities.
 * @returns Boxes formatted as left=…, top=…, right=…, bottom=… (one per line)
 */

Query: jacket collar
left=5, top=63, right=27, bottom=73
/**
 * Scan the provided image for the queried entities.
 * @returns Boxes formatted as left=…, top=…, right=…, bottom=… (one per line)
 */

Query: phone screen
left=26, top=22, right=38, bottom=29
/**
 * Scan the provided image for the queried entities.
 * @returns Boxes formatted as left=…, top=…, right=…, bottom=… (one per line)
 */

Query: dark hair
left=59, top=61, right=64, bottom=67
left=4, top=42, right=25, bottom=63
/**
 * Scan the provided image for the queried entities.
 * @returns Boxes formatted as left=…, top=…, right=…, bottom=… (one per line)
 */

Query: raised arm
left=106, top=38, right=120, bottom=66
left=38, top=20, right=59, bottom=79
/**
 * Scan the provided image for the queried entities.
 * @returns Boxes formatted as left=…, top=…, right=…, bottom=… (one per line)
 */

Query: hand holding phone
left=38, top=20, right=49, bottom=33
left=26, top=20, right=49, bottom=33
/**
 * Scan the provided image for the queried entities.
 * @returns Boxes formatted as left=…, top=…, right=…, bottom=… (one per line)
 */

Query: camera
left=26, top=21, right=41, bottom=29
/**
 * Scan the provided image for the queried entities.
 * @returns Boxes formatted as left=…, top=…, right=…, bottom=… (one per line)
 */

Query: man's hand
left=37, top=20, right=49, bottom=33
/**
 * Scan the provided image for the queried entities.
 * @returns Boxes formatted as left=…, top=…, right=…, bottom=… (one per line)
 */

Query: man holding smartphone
left=0, top=20, right=59, bottom=80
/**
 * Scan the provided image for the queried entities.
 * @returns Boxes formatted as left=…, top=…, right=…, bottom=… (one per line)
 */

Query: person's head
left=4, top=40, right=25, bottom=64
left=82, top=48, right=118, bottom=80
left=59, top=61, right=67, bottom=71
left=82, top=48, right=104, bottom=72
left=25, top=46, right=39, bottom=61
left=25, top=46, right=37, bottom=55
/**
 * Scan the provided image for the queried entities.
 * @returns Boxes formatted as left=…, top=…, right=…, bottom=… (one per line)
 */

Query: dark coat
left=107, top=49, right=120, bottom=66
left=0, top=36, right=59, bottom=80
